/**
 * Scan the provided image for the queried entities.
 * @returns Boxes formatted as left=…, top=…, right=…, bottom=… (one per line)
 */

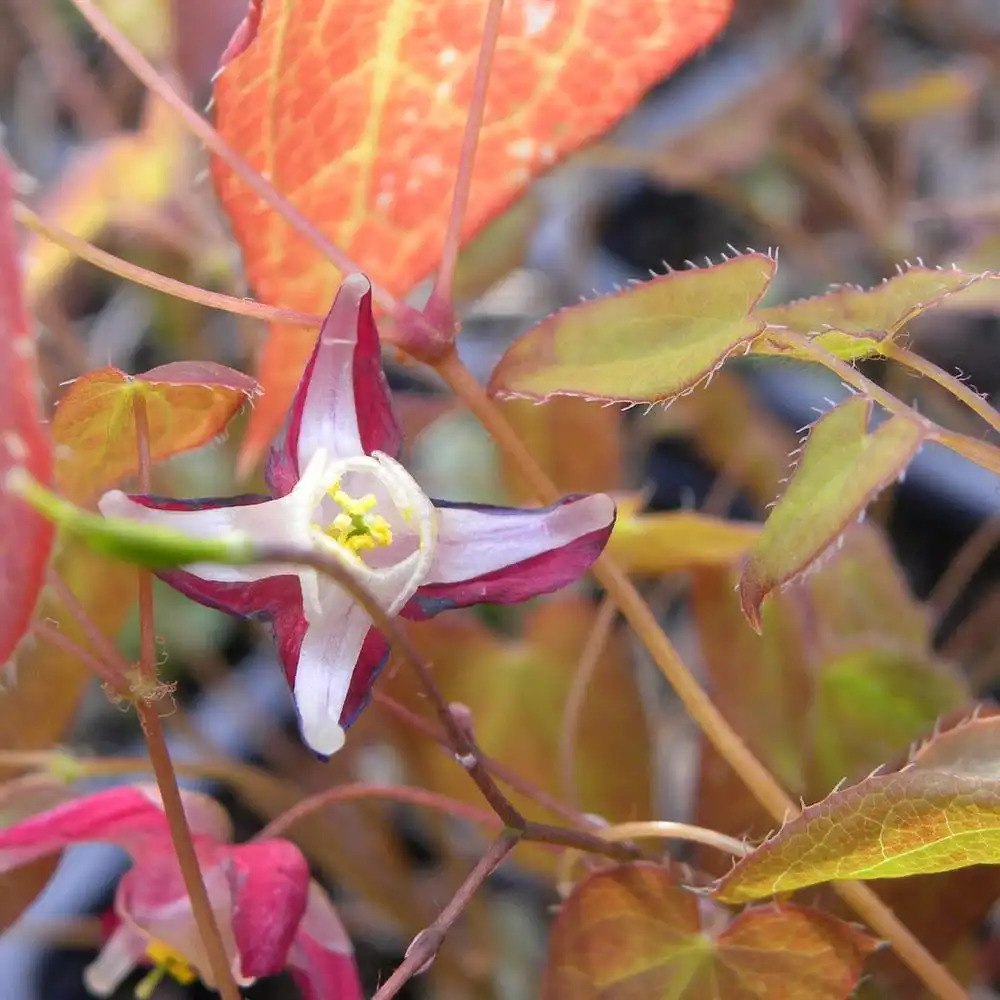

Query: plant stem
left=558, top=595, right=616, bottom=805
left=258, top=783, right=501, bottom=840
left=431, top=349, right=967, bottom=1000
left=929, top=511, right=1000, bottom=624
left=129, top=393, right=242, bottom=1000
left=427, top=0, right=505, bottom=318
left=882, top=341, right=1000, bottom=439
left=373, top=691, right=605, bottom=826
left=14, top=202, right=321, bottom=330
left=371, top=834, right=519, bottom=1000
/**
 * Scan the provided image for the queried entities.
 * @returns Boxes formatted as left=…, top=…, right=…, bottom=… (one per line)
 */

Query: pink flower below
left=0, top=786, right=362, bottom=1000
left=0, top=785, right=362, bottom=999
left=100, top=274, right=616, bottom=756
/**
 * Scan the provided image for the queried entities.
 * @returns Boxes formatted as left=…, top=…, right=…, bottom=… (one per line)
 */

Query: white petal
left=295, top=274, right=371, bottom=468
left=426, top=493, right=615, bottom=584
left=293, top=598, right=371, bottom=756
left=83, top=923, right=147, bottom=997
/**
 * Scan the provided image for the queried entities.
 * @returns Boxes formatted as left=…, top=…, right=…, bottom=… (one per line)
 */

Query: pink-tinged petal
left=405, top=494, right=616, bottom=617
left=0, top=786, right=229, bottom=874
left=340, top=627, right=389, bottom=731
left=83, top=921, right=149, bottom=997
left=116, top=847, right=250, bottom=988
left=161, top=569, right=309, bottom=687
left=225, top=839, right=310, bottom=979
left=292, top=598, right=373, bottom=757
left=267, top=274, right=401, bottom=495
left=287, top=882, right=363, bottom=1000
left=98, top=488, right=311, bottom=584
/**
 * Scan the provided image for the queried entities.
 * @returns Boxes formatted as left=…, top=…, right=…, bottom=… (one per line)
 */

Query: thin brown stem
left=15, top=203, right=322, bottom=330
left=47, top=570, right=132, bottom=674
left=883, top=342, right=1000, bottom=439
left=431, top=349, right=967, bottom=1000
left=371, top=834, right=519, bottom=1000
left=129, top=392, right=242, bottom=1000
left=258, top=783, right=501, bottom=840
left=929, top=511, right=1000, bottom=625
left=558, top=595, right=616, bottom=805
left=428, top=0, right=505, bottom=319
left=373, top=691, right=601, bottom=825
left=135, top=705, right=243, bottom=1000
left=64, top=0, right=399, bottom=314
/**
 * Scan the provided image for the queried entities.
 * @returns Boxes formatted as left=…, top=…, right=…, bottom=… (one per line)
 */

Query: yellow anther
left=136, top=940, right=197, bottom=998
left=319, top=484, right=393, bottom=556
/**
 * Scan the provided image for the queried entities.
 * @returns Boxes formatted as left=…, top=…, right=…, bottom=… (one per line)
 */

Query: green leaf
left=809, top=646, right=967, bottom=794
left=754, top=266, right=1000, bottom=361
left=543, top=863, right=877, bottom=999
left=487, top=254, right=774, bottom=402
left=714, top=714, right=1000, bottom=904
left=739, top=397, right=925, bottom=630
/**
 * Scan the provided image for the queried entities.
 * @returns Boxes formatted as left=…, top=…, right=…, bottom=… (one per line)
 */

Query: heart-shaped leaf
left=543, top=863, right=877, bottom=999
left=210, top=0, right=734, bottom=462
left=739, top=397, right=926, bottom=630
left=52, top=362, right=258, bottom=502
left=714, top=714, right=1000, bottom=904
left=0, top=153, right=55, bottom=667
left=755, top=266, right=1000, bottom=362
left=489, top=254, right=775, bottom=402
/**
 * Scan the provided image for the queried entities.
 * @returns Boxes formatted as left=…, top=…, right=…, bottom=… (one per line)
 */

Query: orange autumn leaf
left=543, top=863, right=877, bottom=999
left=211, top=0, right=733, bottom=465
left=52, top=362, right=258, bottom=503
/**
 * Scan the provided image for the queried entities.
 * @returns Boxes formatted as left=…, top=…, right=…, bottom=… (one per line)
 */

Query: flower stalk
left=131, top=392, right=243, bottom=1000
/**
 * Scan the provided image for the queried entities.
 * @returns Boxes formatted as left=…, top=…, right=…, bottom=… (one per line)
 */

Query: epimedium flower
left=99, top=274, right=616, bottom=756
left=0, top=785, right=362, bottom=999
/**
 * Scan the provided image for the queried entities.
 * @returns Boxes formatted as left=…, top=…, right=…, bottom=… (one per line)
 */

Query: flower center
left=135, top=940, right=197, bottom=998
left=319, top=482, right=394, bottom=555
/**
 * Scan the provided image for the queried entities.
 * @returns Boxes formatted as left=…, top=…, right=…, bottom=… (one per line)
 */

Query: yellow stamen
left=136, top=940, right=197, bottom=998
left=319, top=482, right=393, bottom=555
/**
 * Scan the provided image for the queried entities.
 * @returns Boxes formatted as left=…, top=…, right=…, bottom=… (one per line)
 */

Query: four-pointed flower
left=100, top=275, right=616, bottom=756
left=0, top=785, right=361, bottom=999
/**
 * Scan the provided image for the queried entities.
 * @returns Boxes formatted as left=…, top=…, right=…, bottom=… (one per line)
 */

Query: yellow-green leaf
left=714, top=714, right=1000, bottom=903
left=488, top=254, right=774, bottom=402
left=543, top=863, right=877, bottom=999
left=755, top=266, right=1000, bottom=362
left=739, top=397, right=925, bottom=630
left=609, top=505, right=758, bottom=575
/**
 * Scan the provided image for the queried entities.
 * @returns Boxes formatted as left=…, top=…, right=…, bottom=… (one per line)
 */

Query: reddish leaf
left=211, top=0, right=734, bottom=462
left=543, top=863, right=877, bottom=999
left=714, top=714, right=1000, bottom=904
left=489, top=254, right=775, bottom=402
left=0, top=153, right=54, bottom=667
left=739, top=397, right=926, bottom=630
left=52, top=362, right=258, bottom=502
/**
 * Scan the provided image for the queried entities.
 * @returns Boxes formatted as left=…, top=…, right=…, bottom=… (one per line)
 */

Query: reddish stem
left=371, top=834, right=519, bottom=1000
left=258, top=782, right=501, bottom=840
left=426, top=0, right=506, bottom=323
left=130, top=392, right=242, bottom=1000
